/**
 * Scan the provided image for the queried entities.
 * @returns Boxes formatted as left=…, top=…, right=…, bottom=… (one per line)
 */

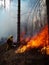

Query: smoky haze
left=0, top=0, right=47, bottom=41
left=0, top=0, right=18, bottom=40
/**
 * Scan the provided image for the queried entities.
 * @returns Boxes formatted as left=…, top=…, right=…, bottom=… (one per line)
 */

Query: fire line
left=15, top=24, right=49, bottom=55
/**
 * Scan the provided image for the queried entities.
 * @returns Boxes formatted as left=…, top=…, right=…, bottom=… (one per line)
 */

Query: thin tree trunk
left=17, top=0, right=20, bottom=45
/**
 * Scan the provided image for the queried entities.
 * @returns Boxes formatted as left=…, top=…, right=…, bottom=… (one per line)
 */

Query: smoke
left=0, top=0, right=47, bottom=41
left=0, top=0, right=17, bottom=40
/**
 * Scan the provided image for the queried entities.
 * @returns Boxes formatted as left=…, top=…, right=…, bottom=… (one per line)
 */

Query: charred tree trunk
left=17, top=0, right=20, bottom=46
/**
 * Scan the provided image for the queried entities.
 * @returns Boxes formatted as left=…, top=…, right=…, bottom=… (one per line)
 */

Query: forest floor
left=0, top=43, right=49, bottom=65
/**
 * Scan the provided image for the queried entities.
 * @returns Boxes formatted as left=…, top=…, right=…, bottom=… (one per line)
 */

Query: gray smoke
left=0, top=0, right=47, bottom=40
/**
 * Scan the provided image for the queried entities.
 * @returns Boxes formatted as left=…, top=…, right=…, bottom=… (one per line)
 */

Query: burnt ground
left=0, top=43, right=49, bottom=65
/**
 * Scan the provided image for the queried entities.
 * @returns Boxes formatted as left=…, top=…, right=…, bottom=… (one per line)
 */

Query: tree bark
left=17, top=0, right=20, bottom=45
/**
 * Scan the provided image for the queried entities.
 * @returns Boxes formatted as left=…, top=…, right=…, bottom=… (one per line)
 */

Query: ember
left=15, top=24, right=48, bottom=55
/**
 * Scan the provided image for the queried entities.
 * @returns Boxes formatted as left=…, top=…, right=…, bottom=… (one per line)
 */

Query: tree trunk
left=17, top=0, right=20, bottom=45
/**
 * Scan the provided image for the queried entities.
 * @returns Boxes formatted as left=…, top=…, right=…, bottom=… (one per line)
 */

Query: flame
left=15, top=24, right=48, bottom=54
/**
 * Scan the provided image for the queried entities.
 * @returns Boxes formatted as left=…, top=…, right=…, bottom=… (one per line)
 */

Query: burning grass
left=15, top=24, right=49, bottom=55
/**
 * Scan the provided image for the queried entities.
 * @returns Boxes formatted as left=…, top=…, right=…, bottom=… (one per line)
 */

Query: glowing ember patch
left=46, top=46, right=49, bottom=55
left=15, top=45, right=27, bottom=53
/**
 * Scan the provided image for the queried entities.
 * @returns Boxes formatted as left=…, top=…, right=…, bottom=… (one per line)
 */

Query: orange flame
left=15, top=24, right=48, bottom=54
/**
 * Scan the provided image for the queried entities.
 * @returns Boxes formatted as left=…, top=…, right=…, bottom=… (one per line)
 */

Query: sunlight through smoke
left=5, top=0, right=10, bottom=10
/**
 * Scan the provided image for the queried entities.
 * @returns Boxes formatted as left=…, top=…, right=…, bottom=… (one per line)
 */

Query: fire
left=15, top=24, right=48, bottom=54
